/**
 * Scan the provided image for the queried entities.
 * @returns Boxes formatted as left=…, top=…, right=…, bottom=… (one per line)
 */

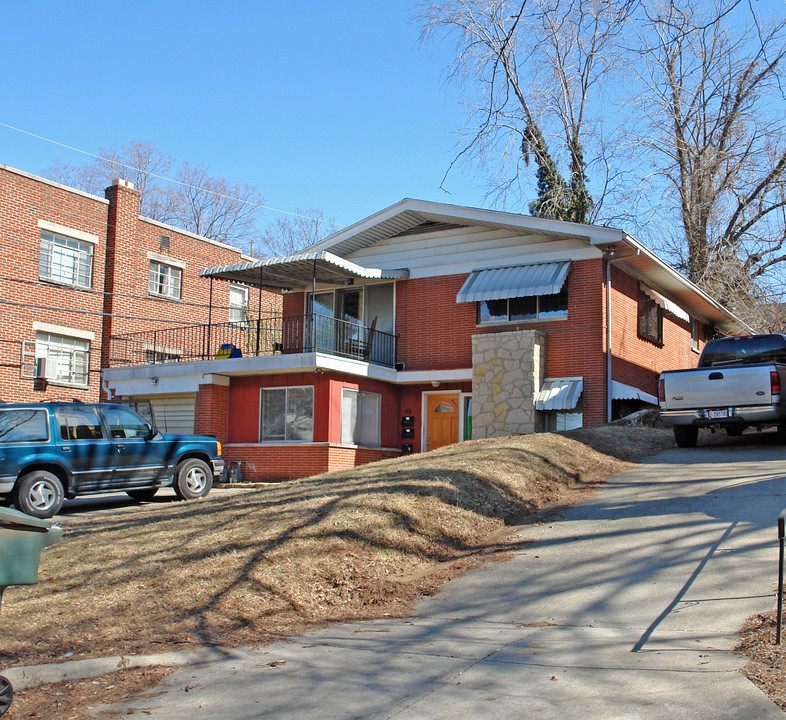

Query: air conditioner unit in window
left=36, top=356, right=55, bottom=379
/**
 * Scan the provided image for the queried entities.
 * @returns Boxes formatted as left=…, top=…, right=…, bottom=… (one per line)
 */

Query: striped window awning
left=611, top=381, right=658, bottom=406
left=641, top=285, right=690, bottom=322
left=456, top=261, right=570, bottom=304
left=535, top=377, right=583, bottom=411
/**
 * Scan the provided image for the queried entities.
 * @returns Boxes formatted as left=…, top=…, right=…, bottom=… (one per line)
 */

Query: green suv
left=0, top=401, right=224, bottom=518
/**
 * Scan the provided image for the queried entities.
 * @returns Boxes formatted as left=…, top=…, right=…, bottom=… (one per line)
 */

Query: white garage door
left=146, top=394, right=196, bottom=435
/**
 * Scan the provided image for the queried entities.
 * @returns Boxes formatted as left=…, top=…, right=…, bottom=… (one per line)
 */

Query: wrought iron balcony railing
left=108, top=313, right=398, bottom=368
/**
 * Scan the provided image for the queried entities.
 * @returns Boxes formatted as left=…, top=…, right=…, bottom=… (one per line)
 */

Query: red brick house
left=102, top=199, right=745, bottom=481
left=0, top=163, right=279, bottom=427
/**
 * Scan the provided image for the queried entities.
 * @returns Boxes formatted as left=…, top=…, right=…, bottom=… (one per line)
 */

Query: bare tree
left=260, top=208, right=339, bottom=258
left=162, top=161, right=264, bottom=247
left=45, top=141, right=264, bottom=250
left=633, top=0, right=786, bottom=311
left=418, top=0, right=635, bottom=222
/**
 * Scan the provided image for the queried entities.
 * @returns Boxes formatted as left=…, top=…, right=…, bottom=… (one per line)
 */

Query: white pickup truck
left=658, top=334, right=786, bottom=447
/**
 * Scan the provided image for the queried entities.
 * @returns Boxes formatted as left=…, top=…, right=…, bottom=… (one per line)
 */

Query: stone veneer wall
left=471, top=329, right=546, bottom=439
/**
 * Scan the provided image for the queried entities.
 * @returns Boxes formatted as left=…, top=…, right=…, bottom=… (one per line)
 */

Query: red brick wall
left=246, top=260, right=700, bottom=429
left=222, top=444, right=400, bottom=482
left=609, top=265, right=701, bottom=400
left=0, top=165, right=281, bottom=404
left=0, top=166, right=108, bottom=402
left=194, top=382, right=230, bottom=443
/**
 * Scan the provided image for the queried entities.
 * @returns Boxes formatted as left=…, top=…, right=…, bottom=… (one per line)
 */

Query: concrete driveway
left=51, top=436, right=786, bottom=717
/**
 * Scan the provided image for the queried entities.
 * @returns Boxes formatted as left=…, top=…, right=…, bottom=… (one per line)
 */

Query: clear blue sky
left=0, top=1, right=487, bottom=233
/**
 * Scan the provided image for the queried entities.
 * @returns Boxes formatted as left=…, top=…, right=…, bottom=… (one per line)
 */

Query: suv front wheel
left=174, top=459, right=213, bottom=500
left=14, top=470, right=64, bottom=518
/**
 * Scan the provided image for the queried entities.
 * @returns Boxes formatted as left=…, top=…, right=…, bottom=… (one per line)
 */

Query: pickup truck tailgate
left=662, top=366, right=774, bottom=409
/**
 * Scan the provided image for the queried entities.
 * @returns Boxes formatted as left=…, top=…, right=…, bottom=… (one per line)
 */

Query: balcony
left=108, top=313, right=398, bottom=368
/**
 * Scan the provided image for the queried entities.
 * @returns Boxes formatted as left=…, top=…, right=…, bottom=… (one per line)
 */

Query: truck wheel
left=674, top=425, right=698, bottom=448
left=0, top=674, right=12, bottom=716
left=174, top=459, right=213, bottom=500
left=13, top=470, right=64, bottom=518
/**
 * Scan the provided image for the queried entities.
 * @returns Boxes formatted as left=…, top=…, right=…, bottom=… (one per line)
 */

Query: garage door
left=146, top=394, right=196, bottom=435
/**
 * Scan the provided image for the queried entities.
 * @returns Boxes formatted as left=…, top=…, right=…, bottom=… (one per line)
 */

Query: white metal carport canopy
left=200, top=250, right=409, bottom=292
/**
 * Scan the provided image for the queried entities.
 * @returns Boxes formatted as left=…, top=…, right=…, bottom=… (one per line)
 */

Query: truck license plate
left=708, top=409, right=729, bottom=420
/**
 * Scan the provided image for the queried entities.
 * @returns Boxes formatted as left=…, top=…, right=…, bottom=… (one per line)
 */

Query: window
left=0, top=409, right=49, bottom=443
left=691, top=318, right=700, bottom=353
left=229, top=285, right=249, bottom=323
left=478, top=286, right=568, bottom=324
left=36, top=332, right=90, bottom=385
left=261, top=386, right=314, bottom=442
left=149, top=260, right=182, bottom=299
left=341, top=389, right=381, bottom=446
left=57, top=406, right=105, bottom=441
left=540, top=408, right=584, bottom=432
left=638, top=290, right=662, bottom=344
left=39, top=230, right=93, bottom=288
left=102, top=406, right=152, bottom=439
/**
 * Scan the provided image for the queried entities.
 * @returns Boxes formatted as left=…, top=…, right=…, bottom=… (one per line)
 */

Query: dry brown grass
left=0, top=428, right=671, bottom=670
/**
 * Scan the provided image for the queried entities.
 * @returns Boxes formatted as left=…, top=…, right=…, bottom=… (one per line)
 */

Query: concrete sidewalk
left=10, top=438, right=786, bottom=718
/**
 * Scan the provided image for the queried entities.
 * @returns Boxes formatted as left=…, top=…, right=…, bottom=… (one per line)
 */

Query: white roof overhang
left=456, top=261, right=570, bottom=303
left=535, top=377, right=584, bottom=411
left=199, top=250, right=409, bottom=292
left=308, top=198, right=621, bottom=258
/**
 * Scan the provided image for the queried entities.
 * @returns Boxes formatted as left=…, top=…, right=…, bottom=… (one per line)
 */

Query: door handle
left=116, top=444, right=125, bottom=451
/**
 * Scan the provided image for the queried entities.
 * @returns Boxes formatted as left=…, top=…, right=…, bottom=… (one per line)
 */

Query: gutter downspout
left=605, top=245, right=640, bottom=423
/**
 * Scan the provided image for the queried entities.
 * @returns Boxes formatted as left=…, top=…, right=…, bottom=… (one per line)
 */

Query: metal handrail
left=108, top=314, right=397, bottom=368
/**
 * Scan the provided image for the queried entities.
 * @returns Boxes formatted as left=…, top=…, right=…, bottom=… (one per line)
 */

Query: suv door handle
left=116, top=444, right=125, bottom=451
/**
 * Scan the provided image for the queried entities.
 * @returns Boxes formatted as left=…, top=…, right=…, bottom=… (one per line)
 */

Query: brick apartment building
left=0, top=163, right=280, bottom=426
left=103, top=199, right=746, bottom=481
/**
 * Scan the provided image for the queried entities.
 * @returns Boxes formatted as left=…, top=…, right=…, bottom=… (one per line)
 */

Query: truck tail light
left=772, top=371, right=781, bottom=397
left=658, top=377, right=665, bottom=403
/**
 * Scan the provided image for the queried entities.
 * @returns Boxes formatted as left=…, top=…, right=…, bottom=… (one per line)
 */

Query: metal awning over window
left=641, top=284, right=690, bottom=322
left=456, top=261, right=570, bottom=304
left=611, top=381, right=658, bottom=406
left=535, top=377, right=583, bottom=411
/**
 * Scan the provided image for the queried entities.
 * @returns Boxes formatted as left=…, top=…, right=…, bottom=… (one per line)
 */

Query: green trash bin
left=0, top=506, right=63, bottom=717
left=0, top=506, right=63, bottom=594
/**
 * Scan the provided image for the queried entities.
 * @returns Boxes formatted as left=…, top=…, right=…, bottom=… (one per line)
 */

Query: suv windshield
left=699, top=335, right=786, bottom=367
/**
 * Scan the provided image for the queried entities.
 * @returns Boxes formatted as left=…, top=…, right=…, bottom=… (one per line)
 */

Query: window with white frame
left=36, top=332, right=90, bottom=385
left=341, top=388, right=381, bottom=446
left=149, top=260, right=182, bottom=299
left=261, top=386, right=314, bottom=442
left=39, top=230, right=93, bottom=288
left=229, top=284, right=248, bottom=323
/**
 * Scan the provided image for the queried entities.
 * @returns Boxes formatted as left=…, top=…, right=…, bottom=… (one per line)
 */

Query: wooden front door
left=426, top=393, right=459, bottom=452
